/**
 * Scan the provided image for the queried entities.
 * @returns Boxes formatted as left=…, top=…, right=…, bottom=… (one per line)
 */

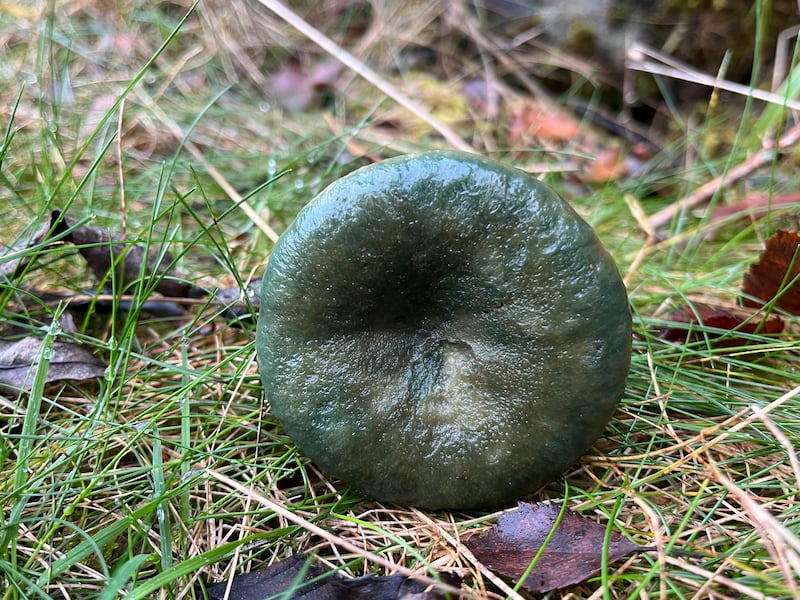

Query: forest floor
left=1, top=1, right=799, bottom=599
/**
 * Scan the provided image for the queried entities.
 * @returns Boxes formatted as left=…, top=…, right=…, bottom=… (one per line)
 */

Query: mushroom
left=257, top=150, right=632, bottom=510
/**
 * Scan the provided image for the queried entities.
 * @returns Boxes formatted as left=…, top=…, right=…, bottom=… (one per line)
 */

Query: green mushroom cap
left=257, top=150, right=632, bottom=510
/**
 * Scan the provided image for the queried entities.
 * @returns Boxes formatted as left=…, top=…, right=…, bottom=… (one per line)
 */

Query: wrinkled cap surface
left=257, top=150, right=632, bottom=509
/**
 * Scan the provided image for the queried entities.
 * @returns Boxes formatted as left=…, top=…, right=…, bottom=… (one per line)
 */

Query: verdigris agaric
left=256, top=150, right=632, bottom=510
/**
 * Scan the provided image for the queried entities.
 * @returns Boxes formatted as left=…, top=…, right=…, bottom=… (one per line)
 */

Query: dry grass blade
left=206, top=469, right=476, bottom=598
left=627, top=43, right=800, bottom=111
left=410, top=509, right=526, bottom=600
left=134, top=88, right=280, bottom=243
left=254, top=0, right=474, bottom=153
left=705, top=458, right=800, bottom=597
left=661, top=555, right=773, bottom=600
left=3, top=2, right=800, bottom=598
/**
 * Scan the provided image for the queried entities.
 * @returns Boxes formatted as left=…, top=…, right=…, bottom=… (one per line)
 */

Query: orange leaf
left=509, top=102, right=580, bottom=144
left=583, top=146, right=628, bottom=184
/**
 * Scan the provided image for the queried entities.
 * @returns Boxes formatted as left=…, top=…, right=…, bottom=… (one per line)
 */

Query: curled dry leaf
left=742, top=229, right=800, bottom=314
left=0, top=213, right=70, bottom=280
left=508, top=100, right=580, bottom=145
left=2, top=210, right=200, bottom=299
left=271, top=59, right=342, bottom=112
left=660, top=303, right=784, bottom=345
left=583, top=145, right=629, bottom=184
left=466, top=502, right=650, bottom=593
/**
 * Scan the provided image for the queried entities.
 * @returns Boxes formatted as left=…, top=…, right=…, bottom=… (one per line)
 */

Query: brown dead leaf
left=3, top=210, right=200, bottom=299
left=508, top=100, right=580, bottom=145
left=0, top=336, right=106, bottom=396
left=59, top=212, right=201, bottom=298
left=204, top=553, right=458, bottom=600
left=0, top=212, right=70, bottom=280
left=660, top=303, right=784, bottom=345
left=466, top=502, right=650, bottom=593
left=742, top=229, right=800, bottom=313
left=271, top=59, right=341, bottom=112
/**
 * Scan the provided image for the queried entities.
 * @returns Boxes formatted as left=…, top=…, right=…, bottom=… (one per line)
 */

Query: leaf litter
left=466, top=502, right=653, bottom=593
left=0, top=209, right=257, bottom=396
left=1, top=209, right=258, bottom=319
left=203, top=553, right=458, bottom=600
left=0, top=334, right=107, bottom=395
left=742, top=229, right=800, bottom=313
left=661, top=229, right=800, bottom=345
left=0, top=2, right=800, bottom=596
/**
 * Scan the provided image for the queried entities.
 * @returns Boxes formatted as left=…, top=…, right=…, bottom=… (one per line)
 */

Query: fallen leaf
left=0, top=212, right=70, bottom=280
left=58, top=212, right=202, bottom=299
left=3, top=210, right=201, bottom=299
left=204, top=553, right=456, bottom=600
left=742, top=229, right=800, bottom=313
left=462, top=78, right=500, bottom=120
left=508, top=100, right=580, bottom=145
left=583, top=145, right=629, bottom=184
left=466, top=502, right=649, bottom=593
left=660, top=303, right=784, bottom=344
left=0, top=336, right=106, bottom=395
left=271, top=59, right=341, bottom=112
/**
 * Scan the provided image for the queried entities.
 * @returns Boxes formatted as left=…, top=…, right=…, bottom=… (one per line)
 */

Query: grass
left=1, top=0, right=800, bottom=598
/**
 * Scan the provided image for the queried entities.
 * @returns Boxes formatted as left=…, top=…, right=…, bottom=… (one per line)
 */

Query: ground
left=1, top=1, right=799, bottom=599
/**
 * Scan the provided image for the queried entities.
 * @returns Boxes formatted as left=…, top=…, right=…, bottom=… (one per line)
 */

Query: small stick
left=255, top=0, right=474, bottom=154
left=647, top=121, right=800, bottom=233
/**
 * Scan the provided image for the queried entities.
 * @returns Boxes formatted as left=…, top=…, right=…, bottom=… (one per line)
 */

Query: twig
left=662, top=555, right=770, bottom=600
left=646, top=121, right=800, bottom=232
left=411, top=509, right=524, bottom=600
left=253, top=0, right=474, bottom=154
